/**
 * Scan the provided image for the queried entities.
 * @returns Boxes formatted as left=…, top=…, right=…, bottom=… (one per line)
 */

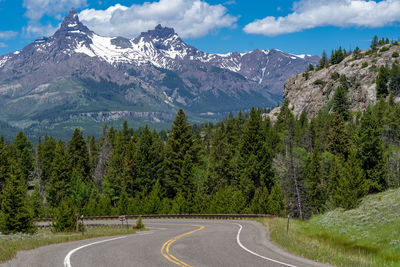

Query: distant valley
left=0, top=8, right=318, bottom=139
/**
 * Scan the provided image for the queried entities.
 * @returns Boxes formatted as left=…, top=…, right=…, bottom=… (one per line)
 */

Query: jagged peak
left=61, top=8, right=79, bottom=28
left=56, top=7, right=92, bottom=35
left=139, top=24, right=177, bottom=40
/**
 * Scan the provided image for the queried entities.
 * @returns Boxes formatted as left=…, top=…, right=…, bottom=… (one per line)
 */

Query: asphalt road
left=2, top=219, right=332, bottom=267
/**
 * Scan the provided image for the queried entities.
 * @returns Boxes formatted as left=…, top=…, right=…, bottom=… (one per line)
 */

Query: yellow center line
left=160, top=224, right=205, bottom=267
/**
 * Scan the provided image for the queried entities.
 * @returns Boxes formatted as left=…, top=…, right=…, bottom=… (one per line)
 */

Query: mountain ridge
left=0, top=8, right=318, bottom=139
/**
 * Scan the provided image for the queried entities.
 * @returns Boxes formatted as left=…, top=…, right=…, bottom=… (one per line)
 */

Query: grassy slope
left=0, top=226, right=139, bottom=263
left=261, top=188, right=400, bottom=267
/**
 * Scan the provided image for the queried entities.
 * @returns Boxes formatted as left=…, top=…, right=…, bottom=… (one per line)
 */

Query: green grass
left=261, top=188, right=400, bottom=267
left=0, top=226, right=139, bottom=263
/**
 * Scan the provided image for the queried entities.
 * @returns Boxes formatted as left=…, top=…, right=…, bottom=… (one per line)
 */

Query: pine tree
left=47, top=141, right=72, bottom=208
left=28, top=185, right=45, bottom=218
left=318, top=50, right=329, bottom=69
left=250, top=186, right=269, bottom=214
left=357, top=108, right=388, bottom=193
left=376, top=65, right=389, bottom=98
left=333, top=151, right=368, bottom=209
left=332, top=85, right=350, bottom=120
left=117, top=186, right=129, bottom=215
left=68, top=129, right=91, bottom=183
left=134, top=126, right=164, bottom=195
left=327, top=113, right=351, bottom=159
left=142, top=180, right=162, bottom=214
left=389, top=62, right=400, bottom=95
left=52, top=198, right=77, bottom=232
left=371, top=35, right=379, bottom=51
left=164, top=109, right=199, bottom=198
left=267, top=183, right=285, bottom=216
left=38, top=134, right=56, bottom=187
left=0, top=171, right=36, bottom=234
left=104, top=131, right=128, bottom=200
left=305, top=148, right=326, bottom=215
left=13, top=132, right=33, bottom=183
left=0, top=140, right=10, bottom=191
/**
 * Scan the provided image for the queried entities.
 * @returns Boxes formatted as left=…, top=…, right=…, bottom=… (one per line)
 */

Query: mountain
left=268, top=43, right=400, bottom=120
left=0, top=8, right=318, bottom=139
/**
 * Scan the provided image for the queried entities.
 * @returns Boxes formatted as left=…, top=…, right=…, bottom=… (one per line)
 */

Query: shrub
left=52, top=198, right=77, bottom=232
left=361, top=62, right=369, bottom=68
left=331, top=71, right=339, bottom=80
left=392, top=51, right=399, bottom=58
left=136, top=216, right=144, bottom=229
left=313, top=79, right=327, bottom=88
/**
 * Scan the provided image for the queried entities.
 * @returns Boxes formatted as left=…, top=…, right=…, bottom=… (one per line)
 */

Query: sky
left=0, top=0, right=400, bottom=56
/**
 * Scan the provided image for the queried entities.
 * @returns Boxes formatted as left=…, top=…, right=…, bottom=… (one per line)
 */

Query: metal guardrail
left=34, top=214, right=275, bottom=222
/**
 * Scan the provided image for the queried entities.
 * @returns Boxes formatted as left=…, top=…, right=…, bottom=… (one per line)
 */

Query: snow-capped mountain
left=0, top=8, right=318, bottom=139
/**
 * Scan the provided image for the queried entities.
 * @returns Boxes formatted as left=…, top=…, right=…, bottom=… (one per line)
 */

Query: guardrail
left=34, top=214, right=275, bottom=222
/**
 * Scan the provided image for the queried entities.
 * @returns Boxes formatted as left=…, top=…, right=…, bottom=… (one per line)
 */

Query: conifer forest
left=1, top=94, right=399, bottom=233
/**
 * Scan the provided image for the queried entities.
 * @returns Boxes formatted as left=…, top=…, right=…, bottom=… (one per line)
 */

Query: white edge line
left=64, top=232, right=153, bottom=267
left=234, top=223, right=298, bottom=267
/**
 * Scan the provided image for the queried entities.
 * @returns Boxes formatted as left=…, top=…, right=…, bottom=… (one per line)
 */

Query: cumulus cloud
left=79, top=0, right=237, bottom=38
left=244, top=0, right=400, bottom=36
left=22, top=0, right=87, bottom=36
left=0, top=31, right=18, bottom=40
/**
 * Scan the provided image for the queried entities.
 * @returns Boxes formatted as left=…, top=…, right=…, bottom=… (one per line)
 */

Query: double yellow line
left=160, top=224, right=205, bottom=266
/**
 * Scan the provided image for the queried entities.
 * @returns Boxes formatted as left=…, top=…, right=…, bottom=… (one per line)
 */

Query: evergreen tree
left=28, top=185, right=45, bottom=218
left=376, top=65, right=389, bottom=98
left=47, top=141, right=72, bottom=208
left=38, top=134, right=56, bottom=187
left=371, top=35, right=379, bottom=50
left=327, top=113, right=351, bottom=159
left=0, top=171, right=36, bottom=234
left=389, top=62, right=400, bottom=95
left=117, top=186, right=129, bottom=215
left=0, top=140, right=10, bottom=191
left=134, top=126, right=164, bottom=195
left=68, top=129, right=91, bottom=183
left=164, top=109, right=199, bottom=198
left=250, top=186, right=269, bottom=214
left=305, top=148, right=326, bottom=215
left=206, top=126, right=234, bottom=192
left=358, top=108, right=388, bottom=193
left=332, top=85, right=350, bottom=120
left=142, top=180, right=163, bottom=214
left=267, top=183, right=285, bottom=216
left=52, top=198, right=77, bottom=232
left=104, top=131, right=128, bottom=201
left=333, top=151, right=368, bottom=209
left=13, top=132, right=33, bottom=183
left=318, top=50, right=329, bottom=69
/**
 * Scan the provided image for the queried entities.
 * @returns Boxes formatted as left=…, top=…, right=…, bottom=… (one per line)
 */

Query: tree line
left=1, top=94, right=400, bottom=233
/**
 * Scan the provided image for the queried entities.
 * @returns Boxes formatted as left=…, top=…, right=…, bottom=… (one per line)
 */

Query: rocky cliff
left=269, top=43, right=400, bottom=120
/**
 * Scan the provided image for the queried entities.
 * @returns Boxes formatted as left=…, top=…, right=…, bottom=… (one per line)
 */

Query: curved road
left=2, top=219, right=332, bottom=267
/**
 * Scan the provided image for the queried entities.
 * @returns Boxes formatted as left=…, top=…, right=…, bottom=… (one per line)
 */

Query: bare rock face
left=268, top=44, right=400, bottom=120
left=0, top=8, right=319, bottom=138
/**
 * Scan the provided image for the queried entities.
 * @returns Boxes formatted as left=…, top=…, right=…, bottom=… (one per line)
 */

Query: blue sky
left=0, top=0, right=400, bottom=56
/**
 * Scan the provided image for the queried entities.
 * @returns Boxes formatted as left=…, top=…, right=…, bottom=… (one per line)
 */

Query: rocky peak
left=138, top=24, right=177, bottom=41
left=56, top=8, right=92, bottom=35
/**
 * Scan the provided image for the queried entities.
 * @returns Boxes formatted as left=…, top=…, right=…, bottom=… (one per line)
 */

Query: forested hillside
left=1, top=94, right=399, bottom=233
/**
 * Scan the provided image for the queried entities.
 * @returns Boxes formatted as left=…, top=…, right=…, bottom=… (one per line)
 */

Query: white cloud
left=0, top=42, right=7, bottom=48
left=79, top=0, right=237, bottom=38
left=0, top=31, right=18, bottom=40
left=22, top=0, right=87, bottom=36
left=244, top=0, right=400, bottom=36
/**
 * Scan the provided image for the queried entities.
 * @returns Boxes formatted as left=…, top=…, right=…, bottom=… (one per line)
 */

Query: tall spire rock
left=56, top=8, right=92, bottom=35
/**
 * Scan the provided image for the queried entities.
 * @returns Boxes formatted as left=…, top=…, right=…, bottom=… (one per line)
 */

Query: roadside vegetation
left=262, top=188, right=400, bottom=267
left=0, top=226, right=138, bottom=263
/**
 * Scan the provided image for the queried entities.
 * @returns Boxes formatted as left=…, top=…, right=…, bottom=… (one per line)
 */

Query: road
left=2, top=219, right=332, bottom=267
